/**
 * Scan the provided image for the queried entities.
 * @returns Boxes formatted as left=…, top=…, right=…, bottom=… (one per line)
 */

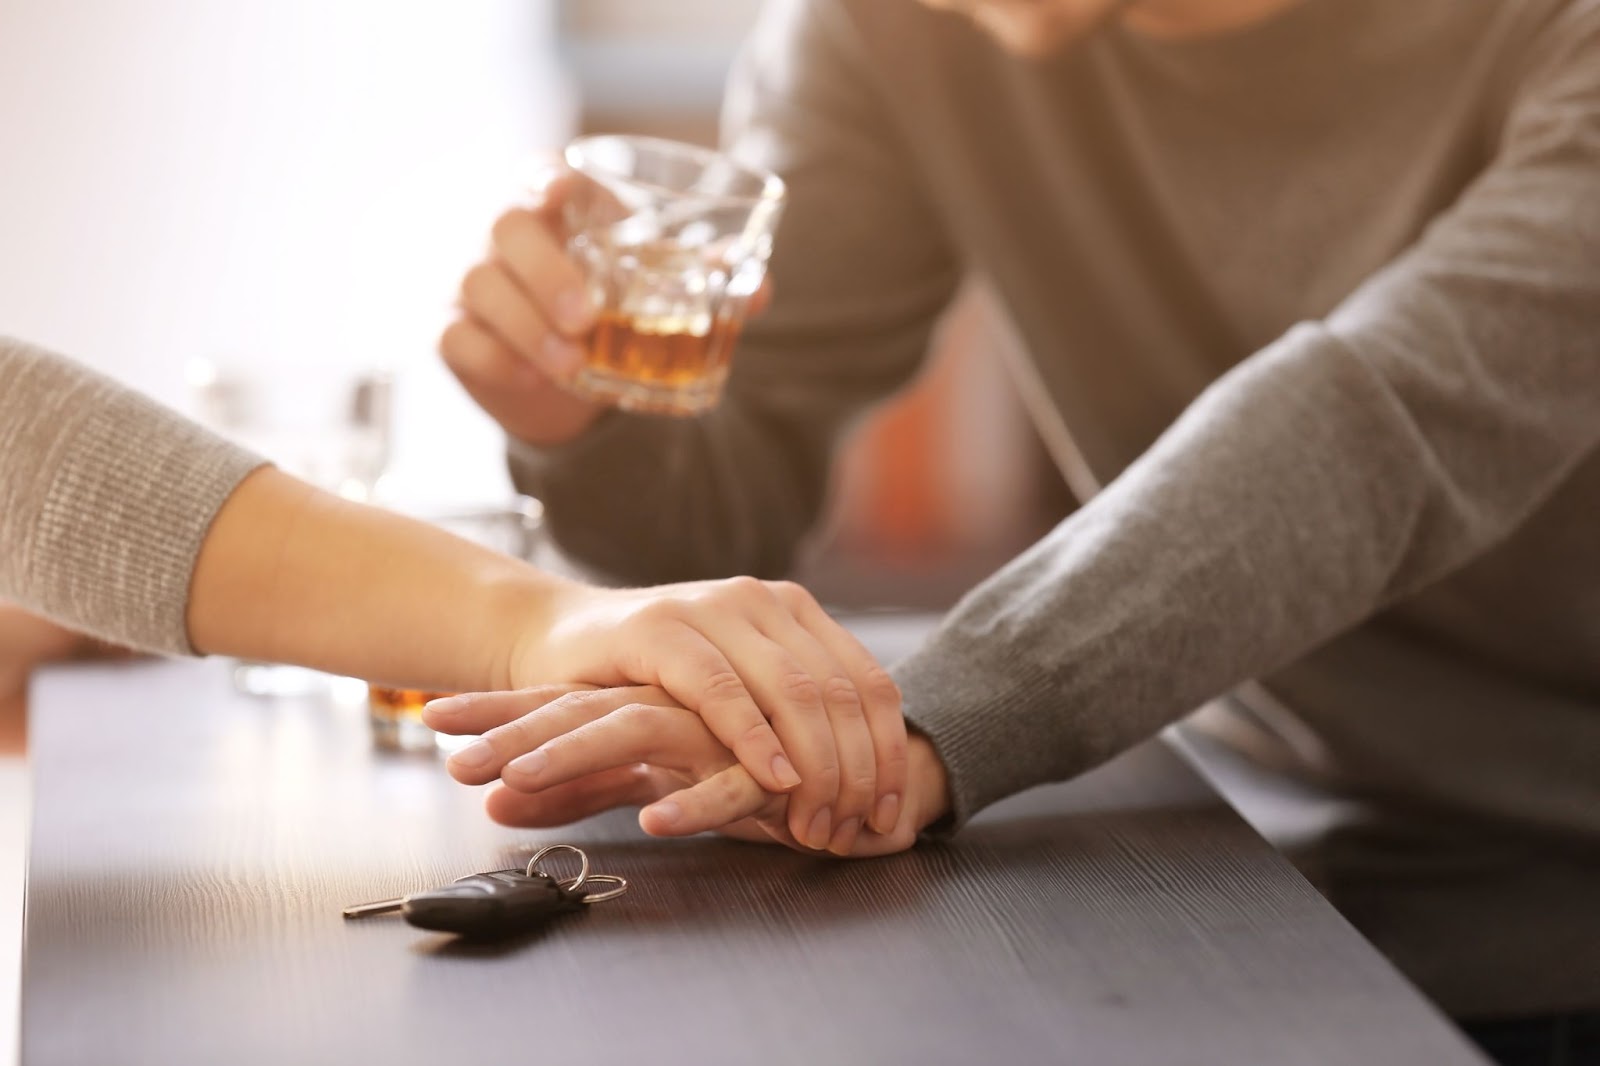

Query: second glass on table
left=367, top=498, right=544, bottom=754
left=188, top=358, right=394, bottom=697
left=560, top=134, right=787, bottom=416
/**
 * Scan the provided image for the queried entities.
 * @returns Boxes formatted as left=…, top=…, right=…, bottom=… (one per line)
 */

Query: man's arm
left=502, top=0, right=962, bottom=583
left=895, top=10, right=1600, bottom=826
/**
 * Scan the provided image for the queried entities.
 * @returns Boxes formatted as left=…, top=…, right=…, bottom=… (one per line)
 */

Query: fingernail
left=423, top=695, right=463, bottom=717
left=648, top=800, right=682, bottom=829
left=828, top=817, right=861, bottom=856
left=806, top=806, right=833, bottom=850
left=874, top=793, right=901, bottom=834
left=542, top=333, right=583, bottom=376
left=555, top=287, right=593, bottom=333
left=450, top=739, right=494, bottom=770
left=506, top=749, right=548, bottom=781
left=771, top=754, right=802, bottom=791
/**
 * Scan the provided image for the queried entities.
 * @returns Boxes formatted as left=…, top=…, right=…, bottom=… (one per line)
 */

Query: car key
left=343, top=844, right=627, bottom=940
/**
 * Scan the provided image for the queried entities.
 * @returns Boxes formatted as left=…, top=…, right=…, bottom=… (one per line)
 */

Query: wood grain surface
left=23, top=656, right=1485, bottom=1065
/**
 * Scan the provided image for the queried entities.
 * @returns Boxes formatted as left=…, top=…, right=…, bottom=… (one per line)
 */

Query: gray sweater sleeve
left=895, top=15, right=1600, bottom=824
left=0, top=337, right=265, bottom=655
left=509, top=0, right=960, bottom=583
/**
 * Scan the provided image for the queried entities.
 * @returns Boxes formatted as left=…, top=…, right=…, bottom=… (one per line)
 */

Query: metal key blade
left=342, top=897, right=406, bottom=919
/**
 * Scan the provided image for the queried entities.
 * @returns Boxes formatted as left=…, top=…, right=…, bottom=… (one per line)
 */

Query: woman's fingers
left=772, top=582, right=908, bottom=836
left=668, top=608, right=844, bottom=850
left=736, top=609, right=876, bottom=856
left=643, top=619, right=804, bottom=794
left=672, top=579, right=900, bottom=853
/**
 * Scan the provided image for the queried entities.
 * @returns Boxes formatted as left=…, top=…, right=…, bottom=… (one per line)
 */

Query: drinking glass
left=187, top=358, right=394, bottom=696
left=560, top=134, right=786, bottom=416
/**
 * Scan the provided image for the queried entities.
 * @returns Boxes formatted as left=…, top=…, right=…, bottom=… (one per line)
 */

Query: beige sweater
left=511, top=0, right=1600, bottom=1017
left=0, top=337, right=262, bottom=654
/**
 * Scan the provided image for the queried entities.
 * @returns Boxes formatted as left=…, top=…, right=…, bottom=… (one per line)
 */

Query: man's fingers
left=520, top=167, right=582, bottom=240
left=422, top=684, right=589, bottom=735
left=639, top=764, right=775, bottom=837
left=711, top=818, right=783, bottom=845
left=434, top=685, right=650, bottom=786
left=498, top=701, right=725, bottom=794
left=482, top=767, right=664, bottom=828
left=440, top=310, right=538, bottom=393
left=835, top=823, right=921, bottom=859
left=488, top=202, right=594, bottom=339
left=457, top=259, right=581, bottom=378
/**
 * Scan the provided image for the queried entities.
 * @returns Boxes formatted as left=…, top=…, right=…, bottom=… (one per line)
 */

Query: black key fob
left=401, top=870, right=585, bottom=939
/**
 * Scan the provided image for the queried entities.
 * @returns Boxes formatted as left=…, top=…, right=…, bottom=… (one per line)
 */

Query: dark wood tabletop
left=23, top=656, right=1485, bottom=1066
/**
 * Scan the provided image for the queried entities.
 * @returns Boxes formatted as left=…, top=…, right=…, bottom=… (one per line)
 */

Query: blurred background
left=0, top=0, right=1070, bottom=612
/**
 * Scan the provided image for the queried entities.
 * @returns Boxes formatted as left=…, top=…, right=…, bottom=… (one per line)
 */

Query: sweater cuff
left=892, top=632, right=1063, bottom=831
left=29, top=375, right=266, bottom=656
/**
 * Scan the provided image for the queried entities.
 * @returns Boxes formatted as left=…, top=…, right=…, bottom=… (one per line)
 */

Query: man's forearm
left=898, top=50, right=1600, bottom=825
left=509, top=405, right=833, bottom=584
left=898, top=321, right=1598, bottom=827
left=893, top=329, right=1403, bottom=822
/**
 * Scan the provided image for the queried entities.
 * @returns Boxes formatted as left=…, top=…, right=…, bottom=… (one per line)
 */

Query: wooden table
left=23, top=657, right=1485, bottom=1065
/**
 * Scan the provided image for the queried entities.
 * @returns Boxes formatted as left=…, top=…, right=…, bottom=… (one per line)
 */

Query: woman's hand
left=507, top=580, right=908, bottom=857
left=189, top=466, right=901, bottom=854
left=424, top=684, right=951, bottom=858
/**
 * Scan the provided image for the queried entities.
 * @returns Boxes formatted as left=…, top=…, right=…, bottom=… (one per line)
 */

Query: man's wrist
left=503, top=393, right=606, bottom=451
left=906, top=731, right=954, bottom=835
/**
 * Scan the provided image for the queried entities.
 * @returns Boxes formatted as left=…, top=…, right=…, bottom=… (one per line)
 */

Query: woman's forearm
left=2, top=341, right=907, bottom=839
left=187, top=466, right=578, bottom=694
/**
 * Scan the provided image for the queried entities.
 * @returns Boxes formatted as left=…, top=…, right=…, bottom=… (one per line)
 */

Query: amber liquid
left=368, top=685, right=454, bottom=752
left=579, top=310, right=743, bottom=413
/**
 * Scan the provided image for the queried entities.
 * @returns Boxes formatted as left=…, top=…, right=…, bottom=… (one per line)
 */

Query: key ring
left=575, top=874, right=628, bottom=904
left=527, top=843, right=590, bottom=892
left=525, top=844, right=628, bottom=904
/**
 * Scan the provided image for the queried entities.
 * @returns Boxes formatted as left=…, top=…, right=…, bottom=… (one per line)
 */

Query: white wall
left=0, top=0, right=575, bottom=501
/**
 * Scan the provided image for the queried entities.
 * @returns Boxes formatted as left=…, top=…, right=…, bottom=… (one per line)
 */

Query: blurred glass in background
left=188, top=357, right=394, bottom=503
left=366, top=498, right=545, bottom=755
left=0, top=0, right=571, bottom=509
left=187, top=357, right=397, bottom=696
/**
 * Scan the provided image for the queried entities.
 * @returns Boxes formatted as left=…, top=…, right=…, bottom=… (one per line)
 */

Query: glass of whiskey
left=560, top=134, right=787, bottom=416
left=367, top=498, right=544, bottom=753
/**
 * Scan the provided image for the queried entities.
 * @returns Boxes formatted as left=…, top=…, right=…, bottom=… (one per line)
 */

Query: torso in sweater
left=835, top=0, right=1600, bottom=1014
